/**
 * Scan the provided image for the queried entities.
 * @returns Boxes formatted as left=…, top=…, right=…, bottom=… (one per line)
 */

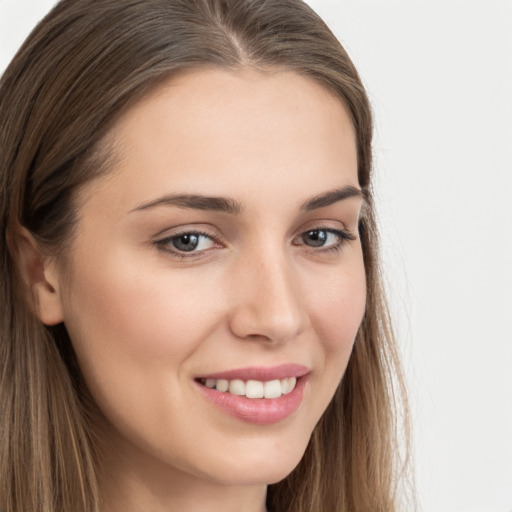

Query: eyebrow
left=300, top=185, right=364, bottom=211
left=130, top=194, right=242, bottom=214
left=130, top=185, right=364, bottom=215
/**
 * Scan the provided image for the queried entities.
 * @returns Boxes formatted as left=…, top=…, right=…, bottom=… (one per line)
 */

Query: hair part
left=0, top=1, right=411, bottom=511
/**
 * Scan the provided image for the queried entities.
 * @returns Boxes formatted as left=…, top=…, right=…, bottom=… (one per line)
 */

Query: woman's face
left=49, top=69, right=366, bottom=488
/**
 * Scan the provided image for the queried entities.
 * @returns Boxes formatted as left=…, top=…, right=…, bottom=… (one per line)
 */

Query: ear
left=11, top=226, right=64, bottom=326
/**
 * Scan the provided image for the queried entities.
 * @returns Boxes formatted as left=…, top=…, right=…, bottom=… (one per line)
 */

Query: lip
left=196, top=364, right=310, bottom=382
left=195, top=364, right=310, bottom=425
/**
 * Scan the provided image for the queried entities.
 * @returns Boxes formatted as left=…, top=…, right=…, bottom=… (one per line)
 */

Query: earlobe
left=10, top=226, right=64, bottom=326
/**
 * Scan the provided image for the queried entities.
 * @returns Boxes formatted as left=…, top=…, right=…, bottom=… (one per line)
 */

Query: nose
left=227, top=249, right=309, bottom=344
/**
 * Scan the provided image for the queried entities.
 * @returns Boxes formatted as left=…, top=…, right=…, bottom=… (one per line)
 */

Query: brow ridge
left=131, top=194, right=242, bottom=214
left=301, top=185, right=364, bottom=211
left=131, top=185, right=364, bottom=215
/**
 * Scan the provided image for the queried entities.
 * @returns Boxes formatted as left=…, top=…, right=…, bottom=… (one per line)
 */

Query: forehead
left=81, top=68, right=358, bottom=215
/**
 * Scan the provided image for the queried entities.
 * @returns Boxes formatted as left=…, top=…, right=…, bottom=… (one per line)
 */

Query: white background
left=1, top=1, right=511, bottom=511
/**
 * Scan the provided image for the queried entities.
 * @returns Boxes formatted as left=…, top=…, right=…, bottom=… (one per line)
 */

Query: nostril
left=227, top=299, right=307, bottom=344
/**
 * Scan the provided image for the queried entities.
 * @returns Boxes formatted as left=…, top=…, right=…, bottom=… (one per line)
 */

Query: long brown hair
left=0, top=1, right=411, bottom=510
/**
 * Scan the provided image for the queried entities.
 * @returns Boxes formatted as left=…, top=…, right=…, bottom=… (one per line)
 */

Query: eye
left=293, top=228, right=355, bottom=251
left=300, top=229, right=333, bottom=247
left=156, top=231, right=217, bottom=255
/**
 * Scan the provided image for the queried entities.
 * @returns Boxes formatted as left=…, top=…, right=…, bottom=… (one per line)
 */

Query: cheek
left=304, top=251, right=366, bottom=395
left=60, top=248, right=225, bottom=420
left=309, top=259, right=366, bottom=352
left=59, top=249, right=231, bottom=458
left=64, top=251, right=214, bottom=362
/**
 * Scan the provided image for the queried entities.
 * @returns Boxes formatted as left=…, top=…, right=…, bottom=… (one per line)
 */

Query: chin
left=202, top=430, right=311, bottom=486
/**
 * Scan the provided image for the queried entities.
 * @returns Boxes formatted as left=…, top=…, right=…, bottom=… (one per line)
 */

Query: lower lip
left=196, top=376, right=309, bottom=425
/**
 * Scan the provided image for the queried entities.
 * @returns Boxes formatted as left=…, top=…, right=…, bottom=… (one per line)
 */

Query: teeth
left=205, top=378, right=216, bottom=388
left=246, top=380, right=264, bottom=398
left=215, top=379, right=229, bottom=392
left=228, top=379, right=245, bottom=396
left=202, top=377, right=298, bottom=399
left=286, top=377, right=296, bottom=394
left=264, top=380, right=282, bottom=399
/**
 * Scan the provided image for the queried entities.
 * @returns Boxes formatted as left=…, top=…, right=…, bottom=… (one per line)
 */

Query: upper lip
left=196, top=364, right=310, bottom=382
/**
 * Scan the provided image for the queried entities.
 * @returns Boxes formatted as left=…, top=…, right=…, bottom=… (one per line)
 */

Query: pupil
left=173, top=234, right=199, bottom=252
left=305, top=230, right=326, bottom=247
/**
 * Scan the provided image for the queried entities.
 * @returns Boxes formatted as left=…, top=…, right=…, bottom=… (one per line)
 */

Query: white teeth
left=216, top=379, right=229, bottom=392
left=245, top=380, right=264, bottom=398
left=286, top=377, right=296, bottom=394
left=280, top=377, right=296, bottom=394
left=228, top=379, right=245, bottom=396
left=202, top=376, right=298, bottom=399
left=264, top=379, right=282, bottom=399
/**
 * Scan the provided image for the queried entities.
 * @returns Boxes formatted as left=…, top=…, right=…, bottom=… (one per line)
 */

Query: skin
left=33, top=69, right=366, bottom=512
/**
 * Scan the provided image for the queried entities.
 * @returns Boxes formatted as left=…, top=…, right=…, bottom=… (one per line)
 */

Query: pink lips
left=195, top=364, right=310, bottom=425
left=197, top=363, right=309, bottom=382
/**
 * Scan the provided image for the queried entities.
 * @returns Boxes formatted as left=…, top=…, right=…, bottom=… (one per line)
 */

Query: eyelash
left=154, top=229, right=218, bottom=260
left=293, top=228, right=356, bottom=254
left=154, top=227, right=356, bottom=260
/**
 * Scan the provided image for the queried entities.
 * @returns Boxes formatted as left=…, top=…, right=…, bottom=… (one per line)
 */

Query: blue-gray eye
left=295, top=228, right=355, bottom=250
left=155, top=231, right=217, bottom=256
left=171, top=233, right=200, bottom=252
left=302, top=229, right=329, bottom=247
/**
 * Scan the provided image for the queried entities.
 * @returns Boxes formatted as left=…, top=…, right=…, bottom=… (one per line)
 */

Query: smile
left=198, top=377, right=297, bottom=399
left=195, top=365, right=309, bottom=424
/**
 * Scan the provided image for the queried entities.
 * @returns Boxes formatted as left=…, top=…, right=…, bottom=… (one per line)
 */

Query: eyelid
left=292, top=225, right=357, bottom=254
left=293, top=226, right=356, bottom=242
left=152, top=221, right=357, bottom=261
left=153, top=226, right=224, bottom=259
left=293, top=217, right=356, bottom=237
left=152, top=222, right=222, bottom=240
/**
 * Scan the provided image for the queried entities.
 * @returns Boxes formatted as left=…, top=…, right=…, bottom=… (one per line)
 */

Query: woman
left=0, top=1, right=410, bottom=511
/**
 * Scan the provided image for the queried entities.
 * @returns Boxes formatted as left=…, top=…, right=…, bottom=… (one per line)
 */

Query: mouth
left=196, top=376, right=298, bottom=399
left=194, top=364, right=310, bottom=424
